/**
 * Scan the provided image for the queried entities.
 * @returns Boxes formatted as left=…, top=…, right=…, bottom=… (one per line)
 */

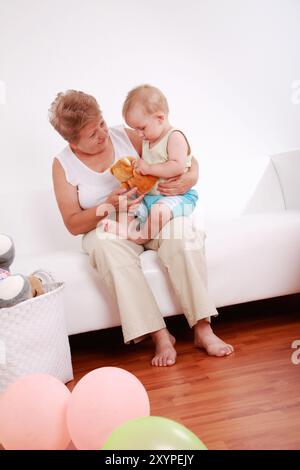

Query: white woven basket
left=0, top=282, right=73, bottom=393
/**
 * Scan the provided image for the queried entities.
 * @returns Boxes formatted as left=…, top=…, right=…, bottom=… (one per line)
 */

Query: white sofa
left=1, top=150, right=300, bottom=336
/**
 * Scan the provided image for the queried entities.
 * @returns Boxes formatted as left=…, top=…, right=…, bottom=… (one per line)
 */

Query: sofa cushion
left=12, top=211, right=300, bottom=336
left=204, top=211, right=300, bottom=306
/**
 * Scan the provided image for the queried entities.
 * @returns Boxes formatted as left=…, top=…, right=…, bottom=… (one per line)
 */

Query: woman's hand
left=105, top=187, right=144, bottom=213
left=157, top=172, right=195, bottom=196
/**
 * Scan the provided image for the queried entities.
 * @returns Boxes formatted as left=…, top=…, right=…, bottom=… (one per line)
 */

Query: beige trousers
left=82, top=217, right=218, bottom=344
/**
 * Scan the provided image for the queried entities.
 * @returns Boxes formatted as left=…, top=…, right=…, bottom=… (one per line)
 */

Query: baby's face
left=126, top=105, right=164, bottom=142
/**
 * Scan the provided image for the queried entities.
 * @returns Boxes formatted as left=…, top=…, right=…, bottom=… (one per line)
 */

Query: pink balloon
left=0, top=374, right=71, bottom=450
left=67, top=367, right=150, bottom=450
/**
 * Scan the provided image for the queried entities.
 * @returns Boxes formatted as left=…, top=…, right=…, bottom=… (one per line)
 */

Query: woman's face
left=73, top=117, right=109, bottom=155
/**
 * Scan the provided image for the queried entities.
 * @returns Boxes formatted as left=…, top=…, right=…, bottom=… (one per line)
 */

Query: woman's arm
left=157, top=156, right=199, bottom=196
left=52, top=159, right=107, bottom=235
left=52, top=159, right=143, bottom=236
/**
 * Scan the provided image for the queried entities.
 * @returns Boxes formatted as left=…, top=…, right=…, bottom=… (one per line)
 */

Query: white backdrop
left=1, top=0, right=300, bottom=215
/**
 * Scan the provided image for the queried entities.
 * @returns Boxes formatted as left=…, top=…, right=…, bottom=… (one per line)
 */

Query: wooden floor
left=68, top=294, right=300, bottom=450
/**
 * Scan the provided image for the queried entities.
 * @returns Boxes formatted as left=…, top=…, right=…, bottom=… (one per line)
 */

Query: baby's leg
left=128, top=194, right=196, bottom=244
left=128, top=204, right=173, bottom=244
left=103, top=195, right=148, bottom=240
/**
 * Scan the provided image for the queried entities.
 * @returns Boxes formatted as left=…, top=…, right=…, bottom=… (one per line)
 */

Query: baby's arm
left=135, top=131, right=188, bottom=178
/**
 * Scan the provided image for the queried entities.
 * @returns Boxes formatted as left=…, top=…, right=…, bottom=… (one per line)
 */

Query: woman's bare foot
left=151, top=328, right=177, bottom=367
left=194, top=320, right=234, bottom=357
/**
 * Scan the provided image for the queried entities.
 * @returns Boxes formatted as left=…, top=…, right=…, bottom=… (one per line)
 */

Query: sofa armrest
left=271, top=150, right=300, bottom=211
left=243, top=159, right=285, bottom=214
left=244, top=149, right=300, bottom=214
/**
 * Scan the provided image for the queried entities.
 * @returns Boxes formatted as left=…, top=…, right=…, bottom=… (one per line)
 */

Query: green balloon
left=102, top=416, right=207, bottom=450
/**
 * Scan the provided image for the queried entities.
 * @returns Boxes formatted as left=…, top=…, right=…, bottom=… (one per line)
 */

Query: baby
left=105, top=84, right=198, bottom=243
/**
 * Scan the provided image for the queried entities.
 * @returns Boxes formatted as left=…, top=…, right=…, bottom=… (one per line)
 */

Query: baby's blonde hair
left=122, top=84, right=169, bottom=119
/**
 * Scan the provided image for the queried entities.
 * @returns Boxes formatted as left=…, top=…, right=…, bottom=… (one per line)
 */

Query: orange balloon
left=67, top=367, right=150, bottom=450
left=0, top=374, right=71, bottom=450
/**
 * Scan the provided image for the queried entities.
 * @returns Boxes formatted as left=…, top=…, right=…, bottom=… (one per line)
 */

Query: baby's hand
left=134, top=159, right=150, bottom=175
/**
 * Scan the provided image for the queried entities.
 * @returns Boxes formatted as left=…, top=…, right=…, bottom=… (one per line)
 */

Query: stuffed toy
left=110, top=157, right=158, bottom=194
left=0, top=233, right=53, bottom=309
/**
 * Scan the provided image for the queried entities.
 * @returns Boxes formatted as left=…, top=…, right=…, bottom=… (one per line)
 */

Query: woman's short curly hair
left=49, top=90, right=101, bottom=143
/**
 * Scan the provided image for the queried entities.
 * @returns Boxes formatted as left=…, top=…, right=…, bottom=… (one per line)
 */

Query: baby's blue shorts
left=134, top=189, right=198, bottom=225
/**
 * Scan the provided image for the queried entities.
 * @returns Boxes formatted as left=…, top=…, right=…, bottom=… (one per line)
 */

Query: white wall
left=1, top=0, right=300, bottom=215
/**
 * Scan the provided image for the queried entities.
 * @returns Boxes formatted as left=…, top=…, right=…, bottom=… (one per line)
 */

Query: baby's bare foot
left=194, top=320, right=234, bottom=357
left=151, top=328, right=177, bottom=367
left=104, top=220, right=128, bottom=239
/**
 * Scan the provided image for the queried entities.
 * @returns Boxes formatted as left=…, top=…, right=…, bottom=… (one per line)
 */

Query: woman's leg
left=145, top=217, right=234, bottom=357
left=82, top=229, right=177, bottom=366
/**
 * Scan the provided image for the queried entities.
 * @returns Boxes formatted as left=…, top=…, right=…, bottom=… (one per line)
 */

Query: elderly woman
left=50, top=90, right=233, bottom=367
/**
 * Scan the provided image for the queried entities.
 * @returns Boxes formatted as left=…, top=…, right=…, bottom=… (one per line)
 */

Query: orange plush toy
left=110, top=157, right=158, bottom=195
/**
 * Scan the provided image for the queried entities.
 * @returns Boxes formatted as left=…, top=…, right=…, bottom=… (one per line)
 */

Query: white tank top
left=55, top=125, right=139, bottom=209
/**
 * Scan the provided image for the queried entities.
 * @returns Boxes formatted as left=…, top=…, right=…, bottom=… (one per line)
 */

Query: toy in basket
left=0, top=233, right=53, bottom=308
left=0, top=233, right=73, bottom=393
